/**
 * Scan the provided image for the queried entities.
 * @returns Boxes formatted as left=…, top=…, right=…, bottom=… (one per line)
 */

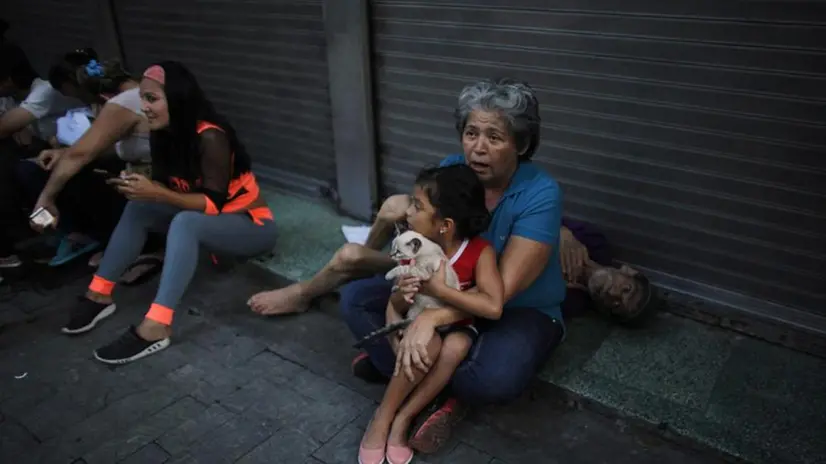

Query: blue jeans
left=340, top=275, right=564, bottom=405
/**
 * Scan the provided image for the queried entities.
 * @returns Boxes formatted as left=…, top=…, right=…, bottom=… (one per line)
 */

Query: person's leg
left=248, top=241, right=394, bottom=316
left=0, top=141, right=32, bottom=255
left=410, top=309, right=564, bottom=454
left=396, top=331, right=472, bottom=452
left=13, top=159, right=49, bottom=210
left=247, top=205, right=400, bottom=316
left=62, top=201, right=179, bottom=335
left=360, top=334, right=442, bottom=463
left=339, top=275, right=397, bottom=379
left=93, top=211, right=278, bottom=364
left=60, top=157, right=127, bottom=244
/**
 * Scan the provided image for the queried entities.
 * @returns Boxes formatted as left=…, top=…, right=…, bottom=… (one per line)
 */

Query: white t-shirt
left=107, top=87, right=151, bottom=163
left=19, top=78, right=83, bottom=139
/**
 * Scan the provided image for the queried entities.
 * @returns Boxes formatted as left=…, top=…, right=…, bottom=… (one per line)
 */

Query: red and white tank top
left=448, top=236, right=489, bottom=290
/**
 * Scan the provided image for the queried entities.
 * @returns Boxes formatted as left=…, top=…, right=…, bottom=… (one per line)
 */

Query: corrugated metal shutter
left=371, top=1, right=826, bottom=320
left=0, top=0, right=95, bottom=74
left=113, top=0, right=336, bottom=198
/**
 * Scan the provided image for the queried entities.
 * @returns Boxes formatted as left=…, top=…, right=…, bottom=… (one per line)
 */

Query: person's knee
left=339, top=277, right=375, bottom=316
left=166, top=211, right=205, bottom=241
left=122, top=200, right=158, bottom=220
left=331, top=243, right=370, bottom=274
left=338, top=276, right=391, bottom=319
left=440, top=333, right=472, bottom=366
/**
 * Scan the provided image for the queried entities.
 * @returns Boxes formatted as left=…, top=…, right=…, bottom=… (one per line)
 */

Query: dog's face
left=390, top=230, right=434, bottom=264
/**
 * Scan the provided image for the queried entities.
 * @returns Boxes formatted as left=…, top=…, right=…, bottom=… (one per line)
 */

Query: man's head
left=0, top=42, right=37, bottom=97
left=588, top=265, right=658, bottom=326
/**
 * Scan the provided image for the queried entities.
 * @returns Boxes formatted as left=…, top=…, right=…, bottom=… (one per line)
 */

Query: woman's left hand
left=420, top=259, right=448, bottom=297
left=395, top=312, right=437, bottom=381
left=112, top=173, right=164, bottom=201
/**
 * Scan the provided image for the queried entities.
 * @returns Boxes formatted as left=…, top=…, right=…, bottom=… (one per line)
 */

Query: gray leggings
left=96, top=201, right=277, bottom=322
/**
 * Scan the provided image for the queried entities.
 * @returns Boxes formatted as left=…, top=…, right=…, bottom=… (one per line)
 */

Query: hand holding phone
left=30, top=206, right=56, bottom=228
left=93, top=168, right=116, bottom=179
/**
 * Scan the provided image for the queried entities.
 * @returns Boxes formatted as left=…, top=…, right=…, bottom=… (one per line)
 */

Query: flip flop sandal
left=119, top=254, right=164, bottom=286
left=48, top=238, right=100, bottom=267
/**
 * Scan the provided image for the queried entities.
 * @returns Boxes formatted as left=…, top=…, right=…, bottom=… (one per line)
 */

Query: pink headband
left=143, top=65, right=165, bottom=85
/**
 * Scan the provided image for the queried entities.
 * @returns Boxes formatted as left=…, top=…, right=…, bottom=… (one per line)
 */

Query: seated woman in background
left=21, top=48, right=162, bottom=275
left=65, top=61, right=277, bottom=365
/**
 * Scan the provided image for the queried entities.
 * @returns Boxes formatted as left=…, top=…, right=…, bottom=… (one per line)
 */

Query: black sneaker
left=93, top=325, right=170, bottom=365
left=351, top=352, right=388, bottom=384
left=62, top=297, right=117, bottom=334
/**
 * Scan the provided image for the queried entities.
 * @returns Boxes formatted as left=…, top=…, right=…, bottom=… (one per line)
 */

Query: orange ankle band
left=89, top=275, right=115, bottom=296
left=145, top=303, right=174, bottom=326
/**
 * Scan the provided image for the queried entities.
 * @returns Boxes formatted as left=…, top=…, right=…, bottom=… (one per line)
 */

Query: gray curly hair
left=453, top=77, right=541, bottom=161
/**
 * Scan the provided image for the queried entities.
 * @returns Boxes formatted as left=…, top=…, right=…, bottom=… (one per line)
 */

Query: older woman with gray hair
left=248, top=78, right=566, bottom=458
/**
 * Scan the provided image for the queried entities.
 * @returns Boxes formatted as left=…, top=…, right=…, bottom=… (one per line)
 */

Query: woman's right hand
left=30, top=196, right=60, bottom=233
left=36, top=149, right=64, bottom=171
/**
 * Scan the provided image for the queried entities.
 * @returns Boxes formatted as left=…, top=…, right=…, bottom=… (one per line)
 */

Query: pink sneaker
left=386, top=444, right=414, bottom=464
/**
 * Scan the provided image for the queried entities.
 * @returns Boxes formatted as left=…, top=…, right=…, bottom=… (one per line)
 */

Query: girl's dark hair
left=149, top=61, right=250, bottom=184
left=415, top=164, right=490, bottom=240
left=48, top=48, right=131, bottom=96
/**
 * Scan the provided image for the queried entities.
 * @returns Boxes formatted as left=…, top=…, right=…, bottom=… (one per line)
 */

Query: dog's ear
left=408, top=237, right=422, bottom=253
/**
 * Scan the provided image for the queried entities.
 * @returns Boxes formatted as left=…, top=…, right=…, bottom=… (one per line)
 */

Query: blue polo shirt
left=440, top=155, right=566, bottom=323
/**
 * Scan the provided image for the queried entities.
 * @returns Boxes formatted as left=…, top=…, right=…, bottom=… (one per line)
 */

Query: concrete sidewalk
left=0, top=260, right=718, bottom=464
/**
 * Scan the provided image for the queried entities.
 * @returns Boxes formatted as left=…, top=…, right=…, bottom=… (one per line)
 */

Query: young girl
left=359, top=164, right=504, bottom=464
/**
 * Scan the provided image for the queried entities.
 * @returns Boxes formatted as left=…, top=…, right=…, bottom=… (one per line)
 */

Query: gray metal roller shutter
left=0, top=0, right=96, bottom=74
left=371, top=0, right=826, bottom=322
left=113, top=0, right=336, bottom=198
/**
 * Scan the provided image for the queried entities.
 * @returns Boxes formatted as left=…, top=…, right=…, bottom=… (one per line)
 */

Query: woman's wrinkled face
left=461, top=109, right=519, bottom=185
left=140, top=77, right=169, bottom=130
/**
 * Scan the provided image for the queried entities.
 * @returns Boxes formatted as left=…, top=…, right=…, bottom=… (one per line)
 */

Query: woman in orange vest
left=62, top=61, right=276, bottom=364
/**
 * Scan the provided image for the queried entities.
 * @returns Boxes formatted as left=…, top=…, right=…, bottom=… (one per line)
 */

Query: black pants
left=15, top=156, right=128, bottom=244
left=0, top=138, right=49, bottom=256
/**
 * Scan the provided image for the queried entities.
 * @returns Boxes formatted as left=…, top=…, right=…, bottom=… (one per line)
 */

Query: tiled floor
left=540, top=313, right=826, bottom=464
left=4, top=191, right=823, bottom=464
left=0, top=259, right=709, bottom=464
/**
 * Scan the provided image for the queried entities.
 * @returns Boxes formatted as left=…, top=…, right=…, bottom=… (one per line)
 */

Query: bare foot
left=136, top=318, right=172, bottom=341
left=247, top=283, right=310, bottom=315
left=388, top=413, right=413, bottom=446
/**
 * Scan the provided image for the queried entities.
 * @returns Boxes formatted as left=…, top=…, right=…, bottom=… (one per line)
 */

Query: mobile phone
left=29, top=207, right=55, bottom=227
left=93, top=168, right=117, bottom=180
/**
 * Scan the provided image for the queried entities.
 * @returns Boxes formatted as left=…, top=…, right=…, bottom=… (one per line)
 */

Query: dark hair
left=415, top=164, right=490, bottom=240
left=48, top=48, right=131, bottom=96
left=149, top=61, right=250, bottom=184
left=613, top=274, right=660, bottom=328
left=0, top=42, right=38, bottom=89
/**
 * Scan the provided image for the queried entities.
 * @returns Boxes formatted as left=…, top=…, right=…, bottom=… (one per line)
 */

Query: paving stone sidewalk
left=0, top=261, right=725, bottom=464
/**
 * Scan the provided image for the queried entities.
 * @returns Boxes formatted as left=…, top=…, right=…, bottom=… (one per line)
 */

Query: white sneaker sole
left=94, top=338, right=171, bottom=365
left=61, top=304, right=117, bottom=335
